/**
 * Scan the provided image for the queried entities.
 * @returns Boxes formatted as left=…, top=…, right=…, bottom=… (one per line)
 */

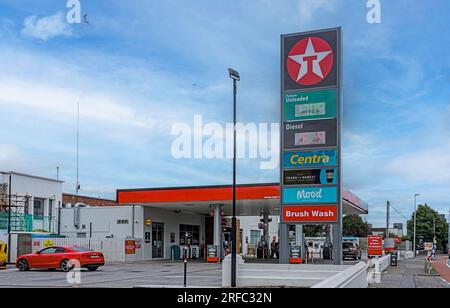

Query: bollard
left=184, top=258, right=187, bottom=287
left=424, top=259, right=433, bottom=275
left=183, top=247, right=188, bottom=288
left=374, top=257, right=381, bottom=284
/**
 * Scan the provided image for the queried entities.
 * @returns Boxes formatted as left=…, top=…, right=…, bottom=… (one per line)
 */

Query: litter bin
left=390, top=251, right=398, bottom=267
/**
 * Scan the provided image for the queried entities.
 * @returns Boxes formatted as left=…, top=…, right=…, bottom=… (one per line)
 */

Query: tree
left=406, top=204, right=449, bottom=250
left=303, top=225, right=325, bottom=237
left=343, top=215, right=370, bottom=237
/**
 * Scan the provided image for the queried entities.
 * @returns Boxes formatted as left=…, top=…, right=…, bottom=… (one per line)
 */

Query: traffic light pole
left=7, top=173, right=12, bottom=264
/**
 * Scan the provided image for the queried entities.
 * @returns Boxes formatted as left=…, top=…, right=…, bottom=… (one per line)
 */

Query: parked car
left=342, top=241, right=362, bottom=260
left=0, top=241, right=7, bottom=267
left=16, top=246, right=105, bottom=272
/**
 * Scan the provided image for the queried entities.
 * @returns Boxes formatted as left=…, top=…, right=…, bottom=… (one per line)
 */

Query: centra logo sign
left=283, top=150, right=337, bottom=168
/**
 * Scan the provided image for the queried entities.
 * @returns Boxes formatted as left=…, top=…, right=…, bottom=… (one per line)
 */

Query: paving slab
left=369, top=256, right=449, bottom=289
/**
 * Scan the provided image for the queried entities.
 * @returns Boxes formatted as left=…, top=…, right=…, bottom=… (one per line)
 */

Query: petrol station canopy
left=117, top=183, right=368, bottom=217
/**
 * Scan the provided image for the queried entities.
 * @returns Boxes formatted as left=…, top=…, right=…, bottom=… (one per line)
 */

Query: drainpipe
left=132, top=205, right=135, bottom=238
left=57, top=201, right=61, bottom=236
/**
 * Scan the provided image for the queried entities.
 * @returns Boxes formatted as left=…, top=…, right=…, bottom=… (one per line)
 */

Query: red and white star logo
left=287, top=37, right=334, bottom=86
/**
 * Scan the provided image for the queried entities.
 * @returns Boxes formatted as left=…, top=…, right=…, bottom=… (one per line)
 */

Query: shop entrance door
left=152, top=222, right=164, bottom=259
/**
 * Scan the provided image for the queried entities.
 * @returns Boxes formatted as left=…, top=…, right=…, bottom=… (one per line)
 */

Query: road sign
left=424, top=242, right=433, bottom=251
left=368, top=235, right=383, bottom=256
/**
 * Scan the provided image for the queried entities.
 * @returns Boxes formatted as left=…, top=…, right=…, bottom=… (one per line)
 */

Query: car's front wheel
left=60, top=260, right=74, bottom=272
left=17, top=259, right=30, bottom=271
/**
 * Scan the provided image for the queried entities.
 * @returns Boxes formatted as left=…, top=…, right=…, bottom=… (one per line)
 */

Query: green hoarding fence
left=0, top=213, right=55, bottom=233
left=0, top=212, right=33, bottom=232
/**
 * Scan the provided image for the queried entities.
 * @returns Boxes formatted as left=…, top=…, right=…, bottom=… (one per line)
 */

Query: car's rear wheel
left=17, top=259, right=30, bottom=271
left=87, top=266, right=99, bottom=271
left=60, top=259, right=74, bottom=272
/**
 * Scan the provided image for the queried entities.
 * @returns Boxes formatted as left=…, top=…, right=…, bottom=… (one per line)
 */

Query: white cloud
left=385, top=144, right=450, bottom=185
left=21, top=12, right=72, bottom=41
left=0, top=144, right=36, bottom=173
left=0, top=77, right=156, bottom=130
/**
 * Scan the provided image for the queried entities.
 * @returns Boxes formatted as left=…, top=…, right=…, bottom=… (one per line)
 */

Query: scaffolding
left=0, top=183, right=32, bottom=232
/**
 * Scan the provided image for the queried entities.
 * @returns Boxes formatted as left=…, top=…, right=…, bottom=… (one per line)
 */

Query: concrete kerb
left=311, top=262, right=368, bottom=288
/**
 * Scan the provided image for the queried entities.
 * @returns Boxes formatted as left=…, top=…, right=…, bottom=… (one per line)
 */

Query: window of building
left=33, top=198, right=45, bottom=219
left=179, top=224, right=200, bottom=245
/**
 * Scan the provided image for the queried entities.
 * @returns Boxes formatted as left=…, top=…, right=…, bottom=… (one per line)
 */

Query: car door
left=53, top=247, right=67, bottom=268
left=35, top=247, right=57, bottom=268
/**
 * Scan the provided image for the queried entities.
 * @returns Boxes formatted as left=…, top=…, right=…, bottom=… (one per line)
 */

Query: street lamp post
left=448, top=210, right=450, bottom=255
left=228, top=68, right=240, bottom=288
left=413, top=194, right=421, bottom=256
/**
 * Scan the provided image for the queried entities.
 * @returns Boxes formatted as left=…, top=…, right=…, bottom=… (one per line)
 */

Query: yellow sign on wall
left=44, top=240, right=54, bottom=248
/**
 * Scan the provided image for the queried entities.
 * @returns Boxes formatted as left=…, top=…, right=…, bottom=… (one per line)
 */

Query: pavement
left=0, top=257, right=366, bottom=288
left=0, top=260, right=222, bottom=288
left=369, top=255, right=450, bottom=288
left=431, top=256, right=450, bottom=286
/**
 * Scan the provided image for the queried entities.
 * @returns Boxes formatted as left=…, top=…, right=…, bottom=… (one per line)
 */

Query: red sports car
left=16, top=246, right=105, bottom=272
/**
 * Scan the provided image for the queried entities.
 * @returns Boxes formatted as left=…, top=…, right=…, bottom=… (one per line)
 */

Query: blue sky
left=1, top=0, right=450, bottom=227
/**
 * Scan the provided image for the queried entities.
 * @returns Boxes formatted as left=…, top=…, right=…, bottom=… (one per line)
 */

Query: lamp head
left=228, top=68, right=240, bottom=81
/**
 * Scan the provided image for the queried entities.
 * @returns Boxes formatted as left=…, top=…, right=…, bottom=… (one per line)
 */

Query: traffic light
left=258, top=223, right=268, bottom=230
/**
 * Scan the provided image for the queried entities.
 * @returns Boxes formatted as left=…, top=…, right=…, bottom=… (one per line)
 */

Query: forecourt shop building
left=116, top=183, right=368, bottom=261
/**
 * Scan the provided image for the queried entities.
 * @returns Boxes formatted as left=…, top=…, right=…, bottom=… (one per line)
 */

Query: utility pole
left=386, top=201, right=390, bottom=238
left=76, top=101, right=80, bottom=195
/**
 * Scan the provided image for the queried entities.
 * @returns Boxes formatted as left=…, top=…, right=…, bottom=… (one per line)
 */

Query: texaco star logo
left=287, top=37, right=334, bottom=86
